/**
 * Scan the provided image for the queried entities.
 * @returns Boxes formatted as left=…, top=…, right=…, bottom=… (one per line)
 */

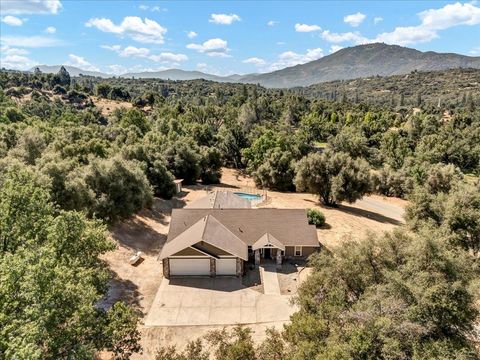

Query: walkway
left=259, top=264, right=281, bottom=295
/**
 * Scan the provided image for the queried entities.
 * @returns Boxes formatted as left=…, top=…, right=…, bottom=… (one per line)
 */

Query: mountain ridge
left=30, top=43, right=480, bottom=88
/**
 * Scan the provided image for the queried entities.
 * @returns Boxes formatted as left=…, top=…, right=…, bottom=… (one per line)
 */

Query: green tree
left=295, top=151, right=371, bottom=206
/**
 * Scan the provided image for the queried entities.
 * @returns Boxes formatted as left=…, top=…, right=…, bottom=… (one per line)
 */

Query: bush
left=307, top=209, right=326, bottom=227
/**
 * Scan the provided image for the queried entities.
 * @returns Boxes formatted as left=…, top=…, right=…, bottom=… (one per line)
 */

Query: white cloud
left=0, top=45, right=38, bottom=70
left=371, top=2, right=480, bottom=45
left=321, top=30, right=367, bottom=44
left=1, top=35, right=64, bottom=47
left=187, top=38, right=230, bottom=57
left=45, top=26, right=56, bottom=33
left=209, top=13, right=241, bottom=25
left=0, top=0, right=62, bottom=14
left=1, top=15, right=23, bottom=26
left=276, top=41, right=285, bottom=45
left=344, top=12, right=366, bottom=27
left=86, top=16, right=167, bottom=44
left=149, top=52, right=188, bottom=62
left=329, top=45, right=344, bottom=53
left=270, top=48, right=323, bottom=71
left=187, top=31, right=198, bottom=39
left=242, top=57, right=266, bottom=66
left=295, top=23, right=321, bottom=32
left=102, top=44, right=188, bottom=63
left=138, top=4, right=164, bottom=12
left=66, top=54, right=99, bottom=72
left=196, top=62, right=208, bottom=70
left=267, top=20, right=278, bottom=26
left=419, top=2, right=480, bottom=30
left=374, top=16, right=383, bottom=24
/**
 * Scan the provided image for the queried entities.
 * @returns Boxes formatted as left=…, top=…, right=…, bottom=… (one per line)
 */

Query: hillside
left=242, top=43, right=480, bottom=88
left=120, top=69, right=233, bottom=82
left=33, top=65, right=109, bottom=78
left=295, top=68, right=480, bottom=107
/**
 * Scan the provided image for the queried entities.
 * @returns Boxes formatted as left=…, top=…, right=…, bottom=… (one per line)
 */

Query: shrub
left=307, top=209, right=326, bottom=227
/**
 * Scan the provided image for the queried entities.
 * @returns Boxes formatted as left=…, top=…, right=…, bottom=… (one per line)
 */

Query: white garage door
left=216, top=258, right=237, bottom=275
left=169, top=258, right=210, bottom=276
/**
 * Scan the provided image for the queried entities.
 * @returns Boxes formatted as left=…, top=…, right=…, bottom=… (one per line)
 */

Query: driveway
left=354, top=197, right=405, bottom=223
left=144, top=277, right=296, bottom=326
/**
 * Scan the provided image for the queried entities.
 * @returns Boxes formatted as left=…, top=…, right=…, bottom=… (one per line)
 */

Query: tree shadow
left=338, top=204, right=402, bottom=225
left=97, top=269, right=142, bottom=311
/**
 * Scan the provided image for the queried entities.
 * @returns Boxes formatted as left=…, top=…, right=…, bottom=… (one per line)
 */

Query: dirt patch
left=242, top=265, right=264, bottom=293
left=93, top=97, right=133, bottom=116
left=277, top=261, right=304, bottom=295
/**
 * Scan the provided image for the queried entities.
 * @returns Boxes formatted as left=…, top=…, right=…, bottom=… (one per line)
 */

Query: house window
left=294, top=246, right=302, bottom=256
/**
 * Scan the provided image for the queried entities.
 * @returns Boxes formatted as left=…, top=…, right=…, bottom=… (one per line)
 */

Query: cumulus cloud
left=0, top=0, right=62, bottom=14
left=66, top=54, right=99, bottom=72
left=187, top=31, right=197, bottom=39
left=329, top=45, right=344, bottom=53
left=321, top=30, right=367, bottom=44
left=86, top=16, right=167, bottom=44
left=242, top=57, right=266, bottom=66
left=1, top=35, right=64, bottom=47
left=371, top=2, right=480, bottom=45
left=187, top=38, right=230, bottom=57
left=374, top=16, right=383, bottom=24
left=1, top=15, right=23, bottom=26
left=139, top=4, right=164, bottom=12
left=269, top=48, right=323, bottom=71
left=0, top=45, right=37, bottom=70
left=209, top=13, right=240, bottom=25
left=102, top=44, right=188, bottom=63
left=295, top=23, right=321, bottom=32
left=267, top=20, right=278, bottom=26
left=45, top=26, right=56, bottom=33
left=344, top=12, right=366, bottom=27
left=107, top=64, right=127, bottom=75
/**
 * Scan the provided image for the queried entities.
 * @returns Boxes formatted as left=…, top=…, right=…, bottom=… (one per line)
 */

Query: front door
left=264, top=248, right=271, bottom=259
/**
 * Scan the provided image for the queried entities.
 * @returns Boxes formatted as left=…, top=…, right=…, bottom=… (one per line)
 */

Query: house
left=186, top=190, right=251, bottom=209
left=160, top=191, right=320, bottom=277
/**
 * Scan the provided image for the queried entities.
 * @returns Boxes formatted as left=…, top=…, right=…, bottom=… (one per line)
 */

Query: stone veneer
left=210, top=258, right=216, bottom=277
left=162, top=258, right=170, bottom=278
left=236, top=258, right=243, bottom=277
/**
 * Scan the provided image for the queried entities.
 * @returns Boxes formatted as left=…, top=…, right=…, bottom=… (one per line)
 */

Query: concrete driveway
left=144, top=277, right=297, bottom=326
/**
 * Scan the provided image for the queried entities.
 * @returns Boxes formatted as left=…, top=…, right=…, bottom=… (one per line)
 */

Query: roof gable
left=252, top=233, right=285, bottom=251
left=160, top=215, right=248, bottom=260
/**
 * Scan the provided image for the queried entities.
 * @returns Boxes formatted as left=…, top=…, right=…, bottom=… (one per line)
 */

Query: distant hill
left=32, top=65, right=109, bottom=78
left=30, top=43, right=480, bottom=88
left=241, top=43, right=480, bottom=88
left=120, top=69, right=232, bottom=82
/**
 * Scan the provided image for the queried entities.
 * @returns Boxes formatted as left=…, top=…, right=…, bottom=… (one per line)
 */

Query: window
left=294, top=246, right=302, bottom=257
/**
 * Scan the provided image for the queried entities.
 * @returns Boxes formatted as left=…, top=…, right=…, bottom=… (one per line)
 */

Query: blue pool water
left=234, top=192, right=262, bottom=201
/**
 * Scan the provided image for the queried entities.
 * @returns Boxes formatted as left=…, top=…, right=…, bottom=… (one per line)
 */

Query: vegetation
left=306, top=209, right=326, bottom=227
left=0, top=66, right=479, bottom=358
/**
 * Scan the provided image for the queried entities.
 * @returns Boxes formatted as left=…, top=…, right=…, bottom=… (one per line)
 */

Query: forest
left=0, top=67, right=479, bottom=359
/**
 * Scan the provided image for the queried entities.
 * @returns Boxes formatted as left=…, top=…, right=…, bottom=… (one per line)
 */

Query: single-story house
left=186, top=190, right=251, bottom=209
left=160, top=206, right=320, bottom=277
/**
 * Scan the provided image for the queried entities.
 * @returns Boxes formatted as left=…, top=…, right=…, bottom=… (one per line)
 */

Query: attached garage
left=216, top=258, right=237, bottom=276
left=169, top=258, right=210, bottom=276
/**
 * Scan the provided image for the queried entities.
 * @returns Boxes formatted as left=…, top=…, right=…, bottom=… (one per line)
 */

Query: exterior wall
left=196, top=241, right=231, bottom=256
left=172, top=247, right=205, bottom=256
left=285, top=246, right=319, bottom=258
left=210, top=258, right=216, bottom=277
left=236, top=258, right=244, bottom=276
left=162, top=258, right=170, bottom=278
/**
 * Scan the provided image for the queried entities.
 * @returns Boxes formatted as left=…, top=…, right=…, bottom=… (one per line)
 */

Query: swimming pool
left=234, top=192, right=262, bottom=201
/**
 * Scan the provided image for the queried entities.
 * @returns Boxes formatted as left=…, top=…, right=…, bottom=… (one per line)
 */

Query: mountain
left=120, top=69, right=232, bottom=82
left=32, top=65, right=109, bottom=78
left=30, top=44, right=480, bottom=88
left=240, top=43, right=480, bottom=88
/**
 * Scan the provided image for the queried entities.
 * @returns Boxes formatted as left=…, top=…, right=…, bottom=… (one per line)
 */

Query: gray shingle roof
left=166, top=208, right=319, bottom=248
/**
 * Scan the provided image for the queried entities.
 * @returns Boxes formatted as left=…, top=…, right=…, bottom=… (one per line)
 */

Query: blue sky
left=1, top=0, right=480, bottom=75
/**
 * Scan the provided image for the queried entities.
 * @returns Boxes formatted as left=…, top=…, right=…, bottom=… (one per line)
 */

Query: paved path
left=354, top=197, right=405, bottom=223
left=259, top=265, right=281, bottom=295
left=145, top=277, right=295, bottom=327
